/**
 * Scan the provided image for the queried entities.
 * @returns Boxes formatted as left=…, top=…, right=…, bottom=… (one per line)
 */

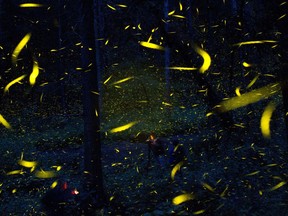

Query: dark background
left=0, top=0, right=288, bottom=215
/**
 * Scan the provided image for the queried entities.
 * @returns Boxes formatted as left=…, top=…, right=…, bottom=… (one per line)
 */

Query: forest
left=0, top=0, right=288, bottom=215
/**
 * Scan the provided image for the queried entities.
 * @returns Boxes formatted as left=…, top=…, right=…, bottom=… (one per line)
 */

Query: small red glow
left=71, top=189, right=79, bottom=195
left=62, top=182, right=68, bottom=190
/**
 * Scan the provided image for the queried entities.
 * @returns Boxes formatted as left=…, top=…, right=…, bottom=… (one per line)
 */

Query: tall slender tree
left=80, top=0, right=105, bottom=208
left=275, top=1, right=288, bottom=140
left=164, top=0, right=171, bottom=102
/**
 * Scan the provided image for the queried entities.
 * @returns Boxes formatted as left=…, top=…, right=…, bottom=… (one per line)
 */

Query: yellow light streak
left=233, top=40, right=277, bottom=46
left=12, top=33, right=31, bottom=64
left=35, top=170, right=57, bottom=178
left=168, top=67, right=198, bottom=71
left=202, top=182, right=215, bottom=192
left=172, top=14, right=185, bottom=19
left=193, top=45, right=211, bottom=73
left=112, top=77, right=134, bottom=85
left=110, top=121, right=138, bottom=133
left=4, top=75, right=27, bottom=93
left=260, top=102, right=276, bottom=139
left=103, top=75, right=113, bottom=85
left=0, top=114, right=11, bottom=129
left=235, top=87, right=241, bottom=96
left=19, top=3, right=44, bottom=7
left=18, top=160, right=37, bottom=168
left=217, top=83, right=280, bottom=112
left=242, top=62, right=253, bottom=67
left=107, top=4, right=116, bottom=10
left=270, top=181, right=286, bottom=191
left=7, top=170, right=24, bottom=175
left=29, top=60, right=39, bottom=86
left=172, top=193, right=195, bottom=205
left=139, top=41, right=165, bottom=51
left=171, top=161, right=184, bottom=180
left=247, top=75, right=259, bottom=88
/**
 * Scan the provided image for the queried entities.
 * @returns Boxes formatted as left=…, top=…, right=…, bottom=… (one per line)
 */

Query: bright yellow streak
left=51, top=181, right=58, bottom=189
left=35, top=170, right=57, bottom=178
left=18, top=160, right=37, bottom=168
left=193, top=45, right=211, bottom=73
left=51, top=165, right=62, bottom=171
left=206, top=112, right=213, bottom=117
left=107, top=4, right=116, bottom=10
left=270, top=181, right=286, bottom=191
left=147, top=34, right=153, bottom=43
left=168, top=67, right=198, bottom=71
left=12, top=33, right=31, bottom=64
left=117, top=4, right=127, bottom=8
left=218, top=83, right=280, bottom=112
left=247, top=75, right=259, bottom=88
left=260, top=102, right=276, bottom=139
left=110, top=121, right=138, bottom=133
left=242, top=62, right=252, bottom=67
left=233, top=40, right=277, bottom=46
left=172, top=14, right=185, bottom=19
left=171, top=161, right=184, bottom=180
left=103, top=75, right=112, bottom=85
left=7, top=170, right=24, bottom=175
left=29, top=60, right=39, bottom=86
left=0, top=114, right=11, bottom=129
left=235, top=87, right=241, bottom=96
left=112, top=76, right=134, bottom=85
left=140, top=41, right=165, bottom=51
left=179, top=2, right=183, bottom=11
left=172, top=193, right=194, bottom=205
left=19, top=3, right=44, bottom=7
left=4, top=75, right=27, bottom=93
left=168, top=10, right=175, bottom=15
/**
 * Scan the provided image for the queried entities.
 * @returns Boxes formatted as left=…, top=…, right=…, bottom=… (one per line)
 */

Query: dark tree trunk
left=57, top=0, right=66, bottom=112
left=276, top=1, right=288, bottom=141
left=80, top=0, right=104, bottom=207
left=164, top=0, right=171, bottom=102
left=185, top=0, right=193, bottom=37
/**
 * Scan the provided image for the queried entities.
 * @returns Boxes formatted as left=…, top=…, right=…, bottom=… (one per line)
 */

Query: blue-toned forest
left=0, top=0, right=288, bottom=215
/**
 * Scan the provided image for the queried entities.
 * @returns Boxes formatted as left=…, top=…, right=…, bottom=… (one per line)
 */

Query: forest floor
left=1, top=116, right=288, bottom=216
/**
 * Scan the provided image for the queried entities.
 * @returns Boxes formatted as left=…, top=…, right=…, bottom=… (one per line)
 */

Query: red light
left=71, top=189, right=79, bottom=195
left=62, top=182, right=68, bottom=190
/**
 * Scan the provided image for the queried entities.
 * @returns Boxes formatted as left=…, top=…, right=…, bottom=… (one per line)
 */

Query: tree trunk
left=80, top=0, right=104, bottom=207
left=164, top=0, right=170, bottom=102
left=276, top=1, right=288, bottom=141
left=57, top=0, right=66, bottom=112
